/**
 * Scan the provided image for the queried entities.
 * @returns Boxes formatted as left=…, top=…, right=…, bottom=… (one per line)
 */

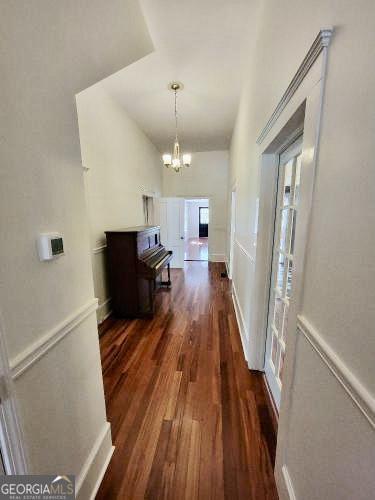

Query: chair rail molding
left=10, top=298, right=98, bottom=379
left=235, top=239, right=255, bottom=264
left=298, top=315, right=375, bottom=429
left=257, top=27, right=333, bottom=144
left=93, top=244, right=107, bottom=255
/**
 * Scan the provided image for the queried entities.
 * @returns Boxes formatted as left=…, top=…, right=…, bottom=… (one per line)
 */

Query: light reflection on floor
left=184, top=237, right=208, bottom=261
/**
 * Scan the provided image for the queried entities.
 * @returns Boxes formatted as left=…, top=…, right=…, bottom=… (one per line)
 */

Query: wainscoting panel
left=231, top=282, right=250, bottom=364
left=91, top=246, right=111, bottom=324
left=10, top=298, right=98, bottom=379
left=9, top=300, right=113, bottom=500
left=297, top=315, right=375, bottom=429
left=280, top=319, right=375, bottom=500
left=230, top=240, right=256, bottom=367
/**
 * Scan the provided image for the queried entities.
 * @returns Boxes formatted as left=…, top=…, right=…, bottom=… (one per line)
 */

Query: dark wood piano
left=105, top=225, right=172, bottom=318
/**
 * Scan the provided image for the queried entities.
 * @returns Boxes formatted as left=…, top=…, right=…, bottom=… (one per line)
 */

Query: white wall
left=185, top=200, right=209, bottom=239
left=76, top=85, right=162, bottom=323
left=163, top=151, right=228, bottom=261
left=229, top=1, right=375, bottom=499
left=0, top=1, right=153, bottom=496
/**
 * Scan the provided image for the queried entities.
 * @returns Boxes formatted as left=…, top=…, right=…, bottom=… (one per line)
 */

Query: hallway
left=184, top=237, right=208, bottom=261
left=97, top=262, right=278, bottom=499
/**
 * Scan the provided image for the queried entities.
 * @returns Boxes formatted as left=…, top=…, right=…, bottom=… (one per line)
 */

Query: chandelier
left=162, top=82, right=192, bottom=172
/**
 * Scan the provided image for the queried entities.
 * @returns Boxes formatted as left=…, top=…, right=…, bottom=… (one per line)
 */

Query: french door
left=264, top=137, right=302, bottom=410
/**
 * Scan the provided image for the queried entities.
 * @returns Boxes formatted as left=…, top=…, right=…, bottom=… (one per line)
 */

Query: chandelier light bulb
left=183, top=153, right=191, bottom=166
left=162, top=154, right=172, bottom=166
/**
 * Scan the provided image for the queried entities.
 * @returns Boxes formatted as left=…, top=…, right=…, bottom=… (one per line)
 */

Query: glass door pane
left=264, top=137, right=302, bottom=410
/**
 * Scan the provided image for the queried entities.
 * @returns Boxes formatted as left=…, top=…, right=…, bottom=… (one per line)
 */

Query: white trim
left=231, top=283, right=249, bottom=364
left=208, top=253, right=225, bottom=262
left=250, top=153, right=279, bottom=371
left=98, top=309, right=112, bottom=325
left=87, top=443, right=114, bottom=500
left=234, top=239, right=255, bottom=264
left=97, top=298, right=112, bottom=325
left=0, top=313, right=27, bottom=473
left=281, top=465, right=296, bottom=500
left=251, top=26, right=335, bottom=498
left=225, top=260, right=230, bottom=277
left=298, top=315, right=375, bottom=429
left=76, top=422, right=114, bottom=500
left=142, top=190, right=157, bottom=198
left=10, top=298, right=98, bottom=379
left=256, top=28, right=333, bottom=144
left=275, top=70, right=329, bottom=486
left=93, top=245, right=107, bottom=254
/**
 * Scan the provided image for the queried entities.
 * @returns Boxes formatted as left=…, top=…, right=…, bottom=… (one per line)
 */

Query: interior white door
left=156, top=198, right=185, bottom=268
left=264, top=137, right=302, bottom=410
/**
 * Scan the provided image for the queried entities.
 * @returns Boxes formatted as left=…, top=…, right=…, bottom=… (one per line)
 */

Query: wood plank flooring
left=96, top=262, right=278, bottom=500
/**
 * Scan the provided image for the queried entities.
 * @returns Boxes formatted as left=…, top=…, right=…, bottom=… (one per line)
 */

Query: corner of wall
left=76, top=422, right=114, bottom=500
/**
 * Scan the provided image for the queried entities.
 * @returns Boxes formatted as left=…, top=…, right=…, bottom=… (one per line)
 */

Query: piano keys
left=105, top=226, right=172, bottom=318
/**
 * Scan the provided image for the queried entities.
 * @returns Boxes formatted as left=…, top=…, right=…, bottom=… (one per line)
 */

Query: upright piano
left=105, top=226, right=172, bottom=318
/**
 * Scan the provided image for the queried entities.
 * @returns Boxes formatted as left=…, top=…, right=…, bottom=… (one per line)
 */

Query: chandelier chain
left=174, top=89, right=178, bottom=141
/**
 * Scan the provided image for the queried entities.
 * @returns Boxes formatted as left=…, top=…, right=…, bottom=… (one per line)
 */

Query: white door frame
left=0, top=313, right=27, bottom=474
left=174, top=195, right=212, bottom=259
left=248, top=28, right=333, bottom=499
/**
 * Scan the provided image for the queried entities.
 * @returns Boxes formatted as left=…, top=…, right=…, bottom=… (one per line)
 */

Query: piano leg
left=160, top=263, right=172, bottom=287
left=167, top=263, right=171, bottom=286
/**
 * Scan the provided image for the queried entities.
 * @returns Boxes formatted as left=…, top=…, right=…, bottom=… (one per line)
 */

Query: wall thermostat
left=37, top=233, right=64, bottom=261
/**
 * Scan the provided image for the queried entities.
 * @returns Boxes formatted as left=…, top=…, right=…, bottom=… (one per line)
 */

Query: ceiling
left=100, top=0, right=258, bottom=153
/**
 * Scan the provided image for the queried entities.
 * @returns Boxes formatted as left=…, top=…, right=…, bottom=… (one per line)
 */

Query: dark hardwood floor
left=96, top=262, right=278, bottom=500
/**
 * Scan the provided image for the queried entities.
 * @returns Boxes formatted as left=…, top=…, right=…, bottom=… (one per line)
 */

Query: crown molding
left=257, top=27, right=333, bottom=145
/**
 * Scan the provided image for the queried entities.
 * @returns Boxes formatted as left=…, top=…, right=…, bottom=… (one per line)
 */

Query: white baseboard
left=208, top=253, right=226, bottom=262
left=225, top=260, right=230, bottom=276
left=231, top=283, right=250, bottom=365
left=76, top=422, right=114, bottom=500
left=99, top=310, right=112, bottom=325
left=97, top=298, right=112, bottom=325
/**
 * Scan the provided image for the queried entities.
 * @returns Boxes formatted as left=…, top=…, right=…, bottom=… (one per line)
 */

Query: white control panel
left=37, top=233, right=64, bottom=261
